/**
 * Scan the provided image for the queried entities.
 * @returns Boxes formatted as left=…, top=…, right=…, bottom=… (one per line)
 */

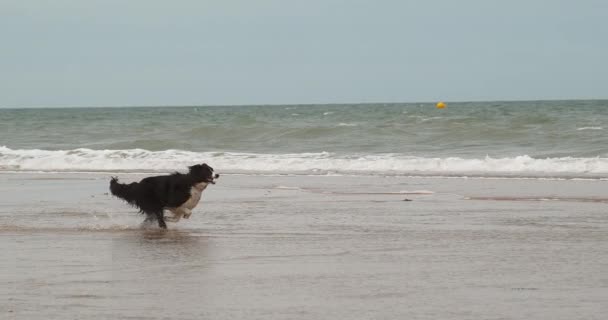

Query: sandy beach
left=1, top=173, right=606, bottom=319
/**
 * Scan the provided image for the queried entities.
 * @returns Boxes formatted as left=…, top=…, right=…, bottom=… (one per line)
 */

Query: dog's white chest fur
left=166, top=182, right=209, bottom=222
left=182, top=182, right=208, bottom=209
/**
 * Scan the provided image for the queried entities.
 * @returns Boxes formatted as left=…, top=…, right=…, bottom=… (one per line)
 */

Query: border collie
left=109, top=164, right=219, bottom=229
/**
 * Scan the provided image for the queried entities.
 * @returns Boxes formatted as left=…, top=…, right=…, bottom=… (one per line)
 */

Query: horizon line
left=2, top=97, right=607, bottom=110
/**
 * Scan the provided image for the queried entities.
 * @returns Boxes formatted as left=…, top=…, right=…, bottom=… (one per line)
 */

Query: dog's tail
left=109, top=176, right=139, bottom=206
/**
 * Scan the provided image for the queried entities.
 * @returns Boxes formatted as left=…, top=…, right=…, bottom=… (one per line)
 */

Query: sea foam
left=2, top=146, right=608, bottom=178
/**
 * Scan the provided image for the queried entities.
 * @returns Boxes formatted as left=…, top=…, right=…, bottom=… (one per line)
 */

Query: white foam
left=577, top=127, right=603, bottom=131
left=2, top=146, right=608, bottom=177
left=274, top=185, right=303, bottom=190
left=398, top=190, right=435, bottom=194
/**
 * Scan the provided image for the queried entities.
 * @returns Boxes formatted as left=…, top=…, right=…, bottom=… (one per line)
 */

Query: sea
left=2, top=100, right=608, bottom=178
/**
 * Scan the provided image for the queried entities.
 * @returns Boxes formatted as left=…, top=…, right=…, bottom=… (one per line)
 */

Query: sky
left=1, top=0, right=606, bottom=108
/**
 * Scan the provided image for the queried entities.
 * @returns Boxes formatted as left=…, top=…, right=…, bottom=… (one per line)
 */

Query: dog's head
left=189, top=163, right=219, bottom=184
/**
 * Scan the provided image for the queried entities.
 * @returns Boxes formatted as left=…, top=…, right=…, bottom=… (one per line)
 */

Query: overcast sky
left=1, top=0, right=606, bottom=107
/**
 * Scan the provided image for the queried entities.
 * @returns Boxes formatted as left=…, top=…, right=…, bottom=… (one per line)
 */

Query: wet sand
left=1, top=173, right=607, bottom=319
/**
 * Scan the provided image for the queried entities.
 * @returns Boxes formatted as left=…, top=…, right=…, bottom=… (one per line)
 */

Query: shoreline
left=2, top=170, right=608, bottom=180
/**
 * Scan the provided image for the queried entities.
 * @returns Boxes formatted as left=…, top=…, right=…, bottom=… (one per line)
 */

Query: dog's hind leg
left=154, top=210, right=167, bottom=229
left=143, top=207, right=167, bottom=229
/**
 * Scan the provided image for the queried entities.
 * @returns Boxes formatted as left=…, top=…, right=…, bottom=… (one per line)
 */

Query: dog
left=109, top=163, right=219, bottom=229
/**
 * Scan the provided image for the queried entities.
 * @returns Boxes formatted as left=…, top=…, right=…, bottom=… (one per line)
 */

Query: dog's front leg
left=165, top=216, right=179, bottom=222
left=165, top=209, right=177, bottom=222
left=164, top=208, right=182, bottom=222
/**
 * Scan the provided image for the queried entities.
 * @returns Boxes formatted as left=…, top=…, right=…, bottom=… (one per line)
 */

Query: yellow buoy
left=436, top=101, right=446, bottom=109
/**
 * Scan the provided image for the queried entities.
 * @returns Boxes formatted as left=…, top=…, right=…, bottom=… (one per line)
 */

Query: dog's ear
left=201, top=163, right=213, bottom=171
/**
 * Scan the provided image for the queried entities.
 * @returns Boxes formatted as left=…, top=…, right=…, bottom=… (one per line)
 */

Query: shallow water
left=1, top=173, right=607, bottom=319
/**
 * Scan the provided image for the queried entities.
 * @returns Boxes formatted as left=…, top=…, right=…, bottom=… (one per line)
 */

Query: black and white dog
left=109, top=164, right=219, bottom=229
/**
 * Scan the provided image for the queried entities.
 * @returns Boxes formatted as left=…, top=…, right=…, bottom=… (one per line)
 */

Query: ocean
left=2, top=99, right=608, bottom=178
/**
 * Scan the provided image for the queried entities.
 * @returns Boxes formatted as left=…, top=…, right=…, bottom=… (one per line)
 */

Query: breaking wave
left=2, top=146, right=608, bottom=178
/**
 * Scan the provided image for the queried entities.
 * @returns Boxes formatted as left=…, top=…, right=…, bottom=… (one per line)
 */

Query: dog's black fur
left=109, top=163, right=218, bottom=229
